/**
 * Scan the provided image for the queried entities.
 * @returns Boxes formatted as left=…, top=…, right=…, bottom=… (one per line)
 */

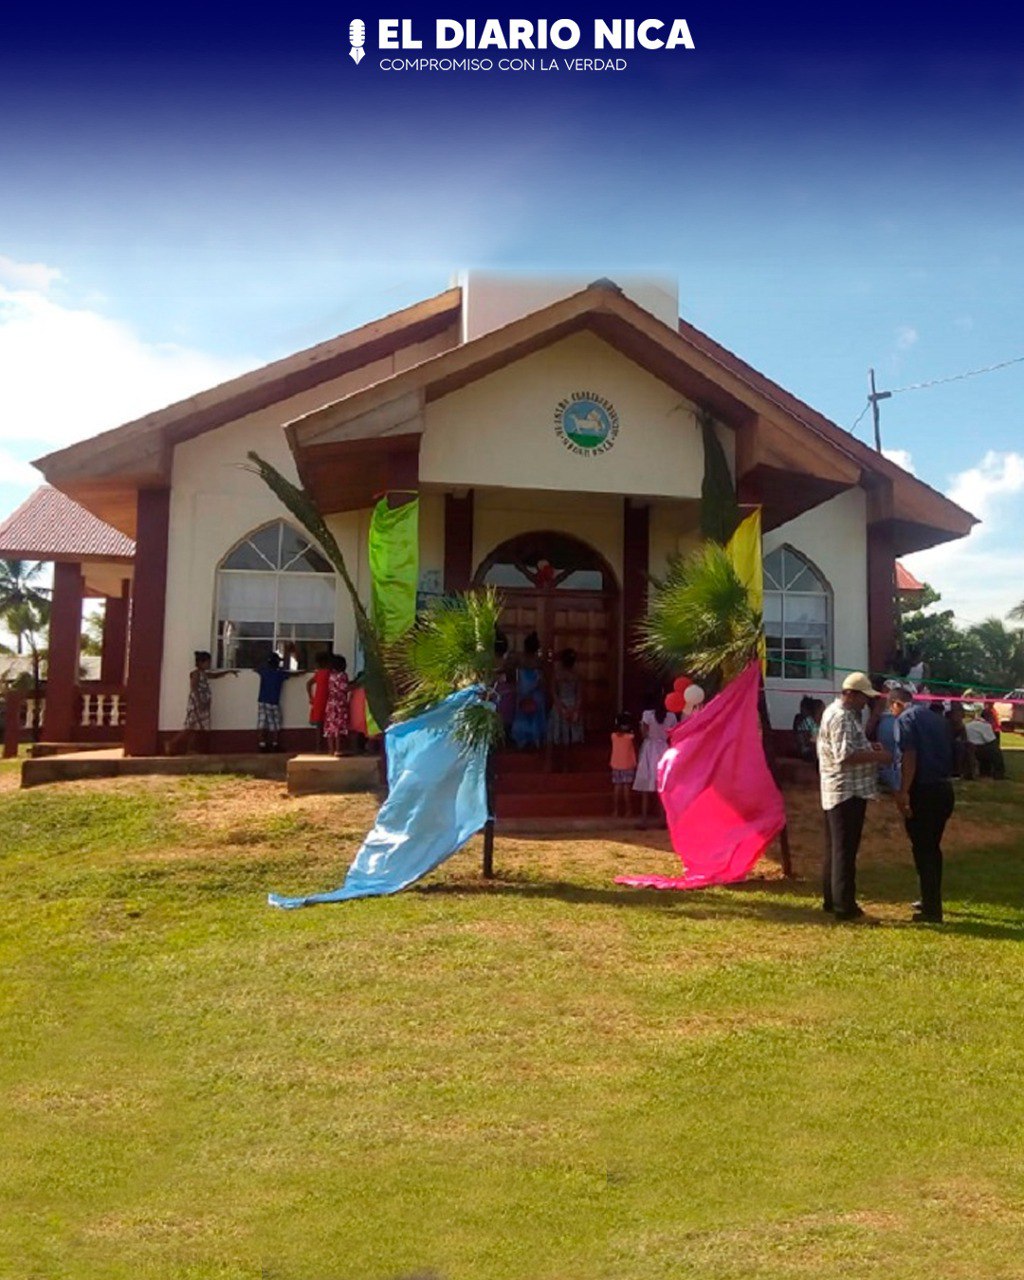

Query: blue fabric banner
left=268, top=687, right=488, bottom=908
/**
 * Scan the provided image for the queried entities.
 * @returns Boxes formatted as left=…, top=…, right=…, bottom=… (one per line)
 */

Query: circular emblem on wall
left=553, top=391, right=620, bottom=456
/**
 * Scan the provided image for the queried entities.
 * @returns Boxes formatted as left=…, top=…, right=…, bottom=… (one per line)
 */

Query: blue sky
left=1, top=2, right=1022, bottom=624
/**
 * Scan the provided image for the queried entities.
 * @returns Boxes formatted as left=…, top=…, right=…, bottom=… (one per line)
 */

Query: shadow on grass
left=416, top=840, right=1024, bottom=940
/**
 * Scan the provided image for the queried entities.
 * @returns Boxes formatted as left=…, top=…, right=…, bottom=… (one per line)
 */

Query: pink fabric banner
left=617, top=660, right=786, bottom=891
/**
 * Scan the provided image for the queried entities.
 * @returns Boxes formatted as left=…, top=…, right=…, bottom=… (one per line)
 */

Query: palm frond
left=698, top=408, right=741, bottom=545
left=244, top=451, right=395, bottom=728
left=392, top=588, right=505, bottom=751
left=637, top=541, right=762, bottom=683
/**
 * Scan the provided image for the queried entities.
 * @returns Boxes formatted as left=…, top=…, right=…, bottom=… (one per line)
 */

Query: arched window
left=214, top=521, right=335, bottom=669
left=763, top=545, right=832, bottom=680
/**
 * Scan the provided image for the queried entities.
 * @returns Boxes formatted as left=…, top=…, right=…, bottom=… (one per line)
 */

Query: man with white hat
left=817, top=672, right=891, bottom=921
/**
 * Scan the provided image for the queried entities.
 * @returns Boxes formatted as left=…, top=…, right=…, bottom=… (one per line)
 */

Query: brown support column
left=100, top=579, right=131, bottom=686
left=124, top=489, right=171, bottom=756
left=867, top=522, right=898, bottom=676
left=444, top=491, right=475, bottom=592
left=622, top=499, right=650, bottom=715
left=44, top=560, right=85, bottom=742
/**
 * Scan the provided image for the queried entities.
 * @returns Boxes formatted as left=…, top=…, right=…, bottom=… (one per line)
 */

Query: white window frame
left=763, top=544, right=833, bottom=683
left=213, top=520, right=335, bottom=670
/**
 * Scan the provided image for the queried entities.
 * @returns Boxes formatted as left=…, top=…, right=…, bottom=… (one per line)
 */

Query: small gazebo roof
left=896, top=561, right=926, bottom=594
left=0, top=486, right=135, bottom=563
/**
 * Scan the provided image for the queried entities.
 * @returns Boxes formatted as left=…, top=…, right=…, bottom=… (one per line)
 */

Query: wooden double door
left=496, top=590, right=618, bottom=739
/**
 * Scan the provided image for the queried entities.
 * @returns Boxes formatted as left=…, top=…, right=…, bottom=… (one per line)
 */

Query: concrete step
left=495, top=790, right=612, bottom=819
left=21, top=751, right=292, bottom=788
left=286, top=754, right=384, bottom=796
left=495, top=745, right=609, bottom=774
left=497, top=770, right=610, bottom=796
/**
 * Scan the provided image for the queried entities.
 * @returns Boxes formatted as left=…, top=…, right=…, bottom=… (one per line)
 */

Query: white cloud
left=946, top=450, right=1024, bottom=521
left=0, top=268, right=258, bottom=456
left=903, top=450, right=1024, bottom=624
left=895, top=325, right=918, bottom=351
left=883, top=447, right=916, bottom=475
left=0, top=255, right=62, bottom=292
left=0, top=447, right=44, bottom=488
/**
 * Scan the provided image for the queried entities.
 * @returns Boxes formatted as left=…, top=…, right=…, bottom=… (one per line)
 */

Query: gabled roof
left=32, top=287, right=462, bottom=535
left=0, top=486, right=135, bottom=562
left=285, top=279, right=976, bottom=554
left=28, top=276, right=977, bottom=557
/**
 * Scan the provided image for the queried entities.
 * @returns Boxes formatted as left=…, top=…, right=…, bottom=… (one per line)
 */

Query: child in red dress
left=306, top=651, right=331, bottom=751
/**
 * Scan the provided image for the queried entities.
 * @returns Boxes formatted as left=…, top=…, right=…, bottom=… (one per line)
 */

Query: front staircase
left=493, top=743, right=612, bottom=821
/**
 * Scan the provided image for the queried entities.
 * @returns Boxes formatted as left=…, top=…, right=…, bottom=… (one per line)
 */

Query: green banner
left=368, top=497, right=419, bottom=644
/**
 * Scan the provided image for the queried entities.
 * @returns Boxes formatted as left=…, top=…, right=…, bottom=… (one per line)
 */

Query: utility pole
left=868, top=368, right=892, bottom=452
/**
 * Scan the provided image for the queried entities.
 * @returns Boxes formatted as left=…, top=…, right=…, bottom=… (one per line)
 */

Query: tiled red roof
left=896, top=561, right=926, bottom=592
left=0, top=486, right=135, bottom=561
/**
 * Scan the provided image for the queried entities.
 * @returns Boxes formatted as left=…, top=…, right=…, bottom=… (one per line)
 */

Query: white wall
left=763, top=487, right=869, bottom=728
left=421, top=331, right=710, bottom=500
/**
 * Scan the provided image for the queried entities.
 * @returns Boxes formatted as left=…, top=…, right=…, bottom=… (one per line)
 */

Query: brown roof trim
left=33, top=286, right=462, bottom=486
left=287, top=282, right=753, bottom=453
left=285, top=280, right=975, bottom=548
left=675, top=316, right=977, bottom=533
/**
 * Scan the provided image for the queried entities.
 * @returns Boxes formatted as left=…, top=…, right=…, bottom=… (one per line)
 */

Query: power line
left=888, top=353, right=1024, bottom=395
left=863, top=351, right=1024, bottom=450
left=849, top=401, right=871, bottom=434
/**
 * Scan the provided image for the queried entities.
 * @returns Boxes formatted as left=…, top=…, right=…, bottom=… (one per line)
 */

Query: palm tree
left=392, top=588, right=505, bottom=876
left=1009, top=600, right=1024, bottom=623
left=637, top=541, right=762, bottom=684
left=391, top=587, right=505, bottom=751
left=5, top=599, right=50, bottom=742
left=635, top=540, right=791, bottom=874
left=81, top=607, right=104, bottom=657
left=245, top=452, right=395, bottom=730
left=968, top=616, right=1024, bottom=690
left=0, top=560, right=50, bottom=654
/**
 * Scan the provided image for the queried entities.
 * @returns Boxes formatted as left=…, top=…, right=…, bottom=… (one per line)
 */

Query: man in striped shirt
left=817, top=672, right=891, bottom=921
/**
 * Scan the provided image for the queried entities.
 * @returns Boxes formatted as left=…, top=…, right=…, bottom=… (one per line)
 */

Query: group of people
left=493, top=632, right=586, bottom=757
left=174, top=649, right=368, bottom=755
left=817, top=671, right=960, bottom=924
left=609, top=704, right=684, bottom=823
left=492, top=631, right=693, bottom=822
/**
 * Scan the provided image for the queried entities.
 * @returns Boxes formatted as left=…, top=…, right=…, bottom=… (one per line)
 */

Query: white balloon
left=683, top=684, right=705, bottom=706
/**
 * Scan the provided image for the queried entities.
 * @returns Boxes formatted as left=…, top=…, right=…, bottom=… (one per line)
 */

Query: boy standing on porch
left=257, top=652, right=294, bottom=752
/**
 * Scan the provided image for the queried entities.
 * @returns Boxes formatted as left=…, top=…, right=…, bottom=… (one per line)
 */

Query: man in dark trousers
left=888, top=684, right=955, bottom=923
left=817, top=672, right=891, bottom=922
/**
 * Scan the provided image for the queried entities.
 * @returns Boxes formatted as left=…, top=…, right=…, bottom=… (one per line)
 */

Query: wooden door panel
left=549, top=595, right=615, bottom=738
left=495, top=589, right=617, bottom=742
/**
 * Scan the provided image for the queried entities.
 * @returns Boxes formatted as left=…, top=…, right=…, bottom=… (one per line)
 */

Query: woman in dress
left=632, top=693, right=678, bottom=827
left=169, top=650, right=237, bottom=755
left=547, top=647, right=584, bottom=769
left=511, top=631, right=547, bottom=749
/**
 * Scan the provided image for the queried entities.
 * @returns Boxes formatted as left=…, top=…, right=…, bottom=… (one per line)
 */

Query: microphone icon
left=349, top=19, right=366, bottom=64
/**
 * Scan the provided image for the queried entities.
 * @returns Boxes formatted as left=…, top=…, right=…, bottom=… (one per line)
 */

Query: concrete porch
left=20, top=748, right=294, bottom=788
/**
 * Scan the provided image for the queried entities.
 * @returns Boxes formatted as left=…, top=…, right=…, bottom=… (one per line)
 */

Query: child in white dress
left=633, top=702, right=678, bottom=828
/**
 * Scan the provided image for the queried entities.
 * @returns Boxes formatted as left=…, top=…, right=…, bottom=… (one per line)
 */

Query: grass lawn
left=2, top=747, right=1024, bottom=1279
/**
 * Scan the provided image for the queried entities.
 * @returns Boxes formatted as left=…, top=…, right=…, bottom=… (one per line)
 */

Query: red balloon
left=665, top=691, right=686, bottom=714
left=673, top=675, right=693, bottom=694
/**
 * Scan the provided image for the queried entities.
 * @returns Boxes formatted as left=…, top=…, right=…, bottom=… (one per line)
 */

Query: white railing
left=79, top=688, right=126, bottom=728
